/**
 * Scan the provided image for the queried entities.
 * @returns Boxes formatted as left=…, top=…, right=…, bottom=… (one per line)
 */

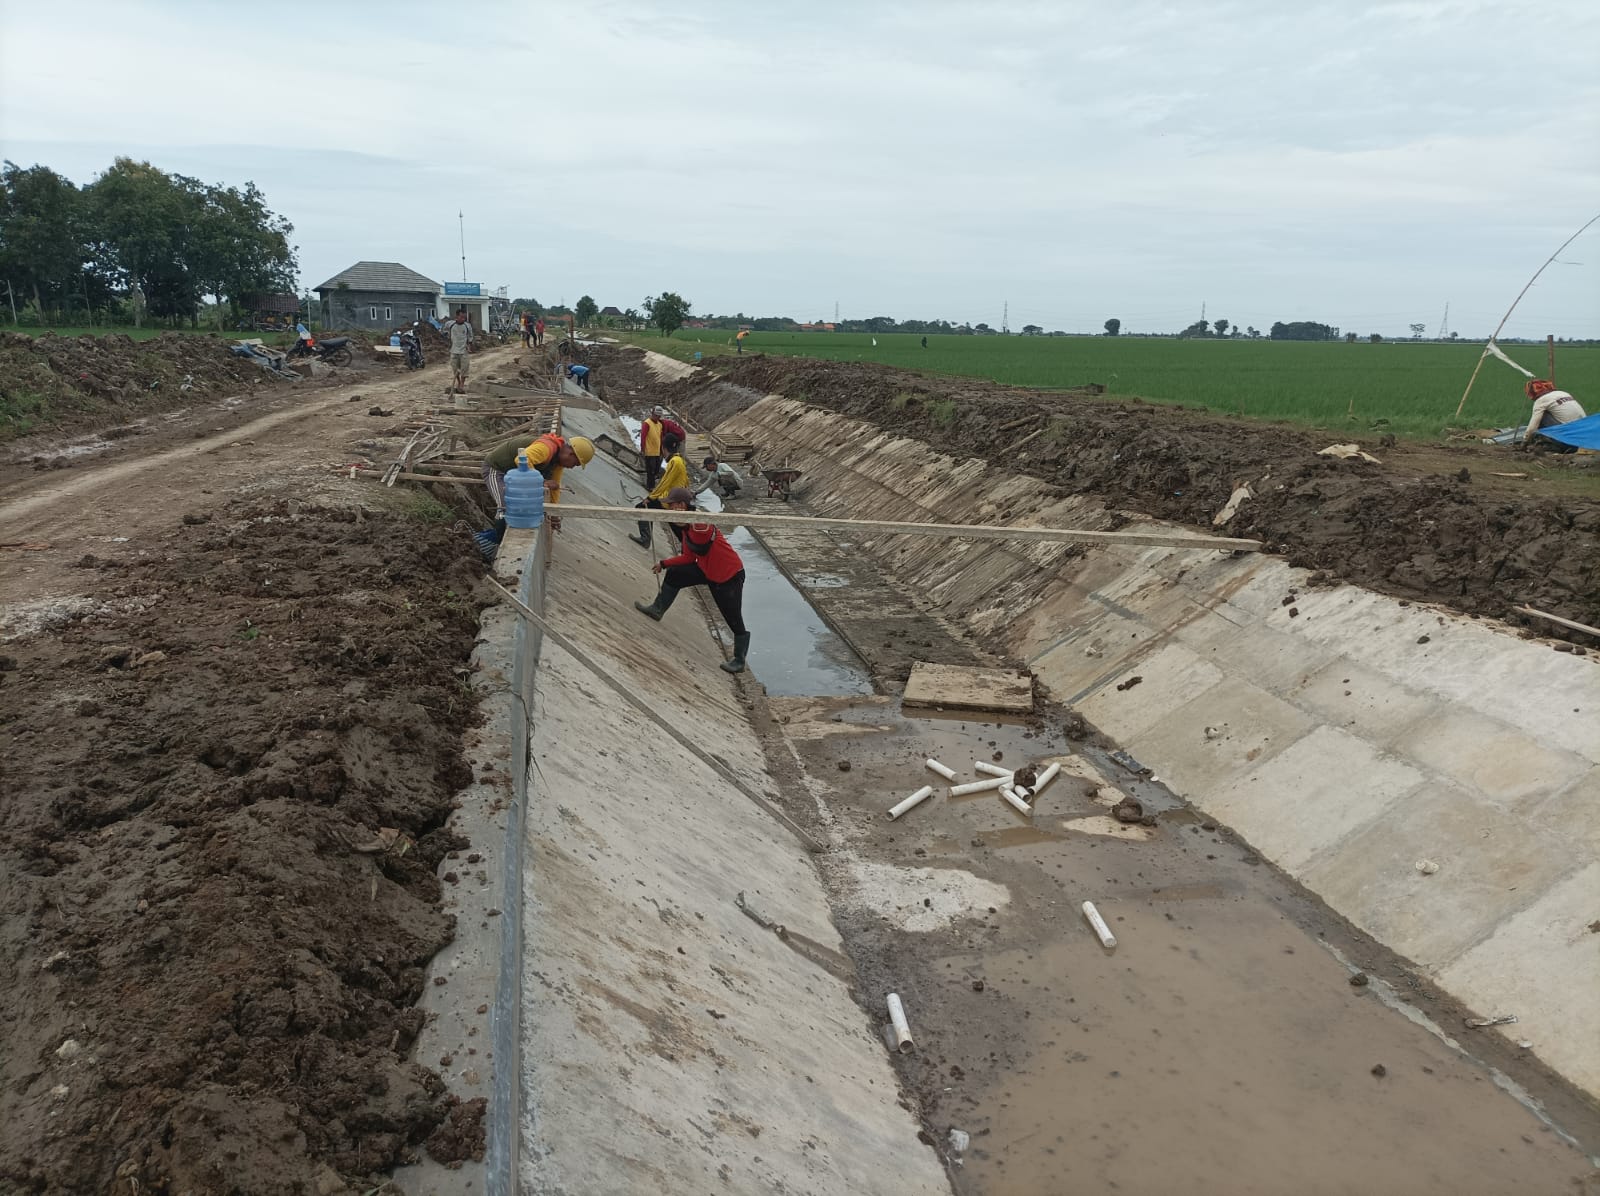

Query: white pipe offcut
left=1033, top=762, right=1062, bottom=792
left=887, top=785, right=936, bottom=821
left=949, top=776, right=1011, bottom=796
left=886, top=993, right=915, bottom=1053
left=974, top=761, right=1014, bottom=778
left=1001, top=787, right=1033, bottom=816
left=1082, top=901, right=1117, bottom=949
left=924, top=758, right=958, bottom=781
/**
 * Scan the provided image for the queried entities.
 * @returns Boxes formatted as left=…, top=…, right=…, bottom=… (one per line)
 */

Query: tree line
left=0, top=157, right=297, bottom=328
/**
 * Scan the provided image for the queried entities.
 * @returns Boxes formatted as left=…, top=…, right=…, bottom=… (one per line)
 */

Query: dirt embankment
left=647, top=351, right=1600, bottom=633
left=0, top=500, right=488, bottom=1193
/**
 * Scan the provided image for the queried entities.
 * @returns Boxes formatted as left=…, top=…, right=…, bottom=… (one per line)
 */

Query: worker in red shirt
left=634, top=487, right=751, bottom=674
left=639, top=405, right=686, bottom=489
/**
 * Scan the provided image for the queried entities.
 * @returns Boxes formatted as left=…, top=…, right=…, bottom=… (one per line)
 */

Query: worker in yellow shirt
left=639, top=406, right=685, bottom=489
left=476, top=432, right=594, bottom=559
left=630, top=433, right=686, bottom=549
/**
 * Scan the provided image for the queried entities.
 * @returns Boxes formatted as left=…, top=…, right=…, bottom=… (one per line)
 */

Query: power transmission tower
left=1436, top=301, right=1450, bottom=340
left=1003, top=300, right=1009, bottom=334
left=834, top=300, right=839, bottom=323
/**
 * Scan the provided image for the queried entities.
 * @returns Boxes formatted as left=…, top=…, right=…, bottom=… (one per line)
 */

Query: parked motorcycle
left=398, top=324, right=425, bottom=370
left=286, top=325, right=354, bottom=367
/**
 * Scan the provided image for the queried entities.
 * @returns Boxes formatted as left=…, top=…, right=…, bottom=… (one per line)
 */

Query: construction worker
left=519, top=310, right=532, bottom=348
left=630, top=434, right=686, bottom=549
left=1519, top=378, right=1586, bottom=453
left=634, top=487, right=751, bottom=674
left=476, top=432, right=595, bottom=559
left=639, top=405, right=686, bottom=489
left=701, top=454, right=742, bottom=498
left=566, top=362, right=593, bottom=391
left=534, top=316, right=545, bottom=345
left=735, top=329, right=749, bottom=354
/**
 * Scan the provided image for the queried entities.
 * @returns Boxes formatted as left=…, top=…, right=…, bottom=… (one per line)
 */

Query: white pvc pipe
left=974, top=761, right=1013, bottom=778
left=887, top=785, right=935, bottom=821
left=1033, top=762, right=1062, bottom=792
left=1082, top=901, right=1117, bottom=949
left=886, top=993, right=914, bottom=1053
left=924, top=758, right=957, bottom=781
left=1000, top=787, right=1033, bottom=816
left=949, top=776, right=1011, bottom=796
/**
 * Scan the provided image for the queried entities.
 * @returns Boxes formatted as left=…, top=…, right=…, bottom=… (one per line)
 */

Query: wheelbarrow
left=764, top=466, right=803, bottom=500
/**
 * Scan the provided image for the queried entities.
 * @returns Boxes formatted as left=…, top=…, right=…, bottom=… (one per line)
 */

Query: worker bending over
left=1521, top=378, right=1586, bottom=453
left=639, top=405, right=686, bottom=488
left=634, top=487, right=752, bottom=674
left=630, top=434, right=686, bottom=548
left=701, top=454, right=742, bottom=498
left=476, top=432, right=595, bottom=560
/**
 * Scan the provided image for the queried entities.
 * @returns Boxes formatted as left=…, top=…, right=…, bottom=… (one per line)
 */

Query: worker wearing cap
left=476, top=432, right=594, bottom=559
left=634, top=487, right=751, bottom=674
left=639, top=406, right=686, bottom=489
left=1520, top=378, right=1586, bottom=454
left=630, top=433, right=686, bottom=549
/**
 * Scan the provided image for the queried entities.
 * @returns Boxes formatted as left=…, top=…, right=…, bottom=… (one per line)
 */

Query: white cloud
left=0, top=0, right=1595, bottom=337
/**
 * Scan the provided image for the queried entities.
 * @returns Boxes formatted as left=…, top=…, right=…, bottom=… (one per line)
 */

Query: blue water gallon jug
left=389, top=333, right=401, bottom=347
left=503, top=454, right=545, bottom=529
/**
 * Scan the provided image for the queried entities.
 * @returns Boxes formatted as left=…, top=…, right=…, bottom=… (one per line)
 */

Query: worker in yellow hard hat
left=476, top=432, right=594, bottom=558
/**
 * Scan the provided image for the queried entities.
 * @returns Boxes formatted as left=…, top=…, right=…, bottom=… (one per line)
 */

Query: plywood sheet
left=902, top=662, right=1034, bottom=713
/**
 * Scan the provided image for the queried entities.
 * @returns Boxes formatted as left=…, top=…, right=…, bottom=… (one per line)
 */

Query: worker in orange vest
left=475, top=432, right=595, bottom=559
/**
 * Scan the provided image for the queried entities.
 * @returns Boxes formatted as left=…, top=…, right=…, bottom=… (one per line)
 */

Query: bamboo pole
left=555, top=503, right=1261, bottom=552
left=1512, top=605, right=1600, bottom=640
left=1455, top=212, right=1600, bottom=420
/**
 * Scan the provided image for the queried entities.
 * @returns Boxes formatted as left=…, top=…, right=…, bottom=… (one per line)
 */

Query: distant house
left=599, top=305, right=623, bottom=319
left=315, top=261, right=441, bottom=331
left=797, top=322, right=837, bottom=332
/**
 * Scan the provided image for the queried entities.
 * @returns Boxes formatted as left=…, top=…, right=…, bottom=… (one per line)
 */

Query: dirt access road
left=0, top=349, right=521, bottom=1194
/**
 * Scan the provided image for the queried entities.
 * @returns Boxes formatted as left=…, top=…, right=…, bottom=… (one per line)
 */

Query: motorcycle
left=398, top=324, right=425, bottom=370
left=286, top=329, right=353, bottom=367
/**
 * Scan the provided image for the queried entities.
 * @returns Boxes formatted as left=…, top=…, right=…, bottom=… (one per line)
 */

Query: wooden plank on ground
left=903, top=662, right=1035, bottom=713
left=553, top=503, right=1263, bottom=552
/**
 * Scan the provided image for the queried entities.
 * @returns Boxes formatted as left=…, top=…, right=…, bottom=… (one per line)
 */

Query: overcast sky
left=2, top=0, right=1596, bottom=338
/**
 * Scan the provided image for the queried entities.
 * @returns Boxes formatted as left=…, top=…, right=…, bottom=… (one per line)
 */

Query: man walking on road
left=446, top=308, right=473, bottom=394
left=634, top=487, right=753, bottom=674
left=639, top=405, right=686, bottom=489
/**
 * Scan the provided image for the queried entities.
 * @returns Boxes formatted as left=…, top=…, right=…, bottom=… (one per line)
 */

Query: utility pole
left=834, top=300, right=839, bottom=323
left=458, top=210, right=467, bottom=281
left=1547, top=334, right=1556, bottom=384
left=1002, top=300, right=1009, bottom=335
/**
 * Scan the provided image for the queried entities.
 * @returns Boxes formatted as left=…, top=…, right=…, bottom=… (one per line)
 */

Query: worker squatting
left=476, top=418, right=753, bottom=676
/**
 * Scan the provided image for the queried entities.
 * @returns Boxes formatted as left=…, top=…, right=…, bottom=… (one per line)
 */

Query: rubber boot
left=633, top=584, right=679, bottom=622
left=720, top=632, right=752, bottom=674
left=629, top=521, right=652, bottom=548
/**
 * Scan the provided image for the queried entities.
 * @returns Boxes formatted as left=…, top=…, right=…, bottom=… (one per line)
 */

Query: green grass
left=618, top=331, right=1598, bottom=440
left=0, top=323, right=291, bottom=345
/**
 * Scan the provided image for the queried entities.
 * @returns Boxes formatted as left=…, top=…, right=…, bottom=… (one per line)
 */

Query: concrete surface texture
left=515, top=411, right=947, bottom=1194
left=721, top=394, right=1600, bottom=1102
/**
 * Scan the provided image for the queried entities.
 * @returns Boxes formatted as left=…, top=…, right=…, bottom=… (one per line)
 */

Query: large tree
left=0, top=162, right=91, bottom=319
left=190, top=180, right=296, bottom=327
left=574, top=295, right=599, bottom=326
left=644, top=291, right=690, bottom=338
left=1103, top=318, right=1120, bottom=336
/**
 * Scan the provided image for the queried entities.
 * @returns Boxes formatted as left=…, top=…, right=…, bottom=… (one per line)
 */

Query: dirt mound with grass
left=649, top=350, right=1600, bottom=634
left=0, top=331, right=303, bottom=440
left=0, top=500, right=487, bottom=1193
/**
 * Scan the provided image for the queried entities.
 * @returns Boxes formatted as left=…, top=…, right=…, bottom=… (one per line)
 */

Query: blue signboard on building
left=443, top=282, right=482, bottom=297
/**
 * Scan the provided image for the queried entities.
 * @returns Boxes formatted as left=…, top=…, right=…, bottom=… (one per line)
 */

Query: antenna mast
left=458, top=210, right=467, bottom=281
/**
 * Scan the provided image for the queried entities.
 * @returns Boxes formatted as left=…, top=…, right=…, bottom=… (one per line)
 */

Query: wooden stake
left=1547, top=334, right=1556, bottom=385
left=554, top=503, right=1262, bottom=552
left=1513, top=605, right=1600, bottom=640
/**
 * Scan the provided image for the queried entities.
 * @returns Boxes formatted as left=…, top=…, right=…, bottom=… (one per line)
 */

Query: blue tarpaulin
left=1539, top=413, right=1600, bottom=450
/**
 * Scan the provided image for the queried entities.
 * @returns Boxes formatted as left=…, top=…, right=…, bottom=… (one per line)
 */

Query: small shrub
left=929, top=398, right=958, bottom=427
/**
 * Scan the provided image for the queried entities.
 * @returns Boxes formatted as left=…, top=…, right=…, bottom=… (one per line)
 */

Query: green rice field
left=621, top=331, right=1598, bottom=440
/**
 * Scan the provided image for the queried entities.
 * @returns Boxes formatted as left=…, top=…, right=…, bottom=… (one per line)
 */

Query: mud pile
left=653, top=351, right=1600, bottom=631
left=0, top=501, right=487, bottom=1193
left=0, top=331, right=297, bottom=439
